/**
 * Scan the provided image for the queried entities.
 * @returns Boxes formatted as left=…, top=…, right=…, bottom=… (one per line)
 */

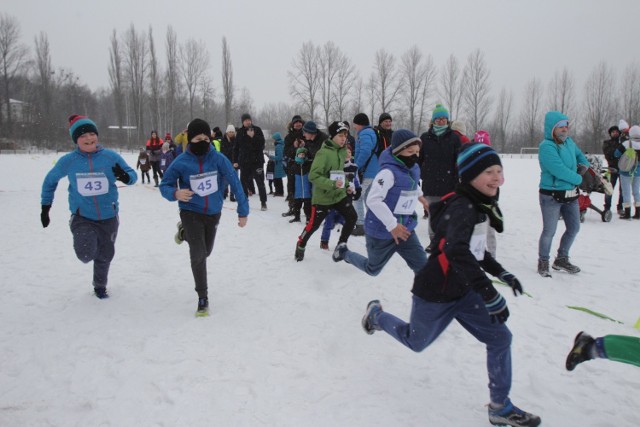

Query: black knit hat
left=241, top=113, right=252, bottom=123
left=457, top=143, right=502, bottom=184
left=353, top=113, right=370, bottom=126
left=328, top=121, right=350, bottom=138
left=187, top=118, right=211, bottom=142
left=608, top=125, right=620, bottom=135
left=291, top=115, right=304, bottom=125
left=378, top=112, right=392, bottom=124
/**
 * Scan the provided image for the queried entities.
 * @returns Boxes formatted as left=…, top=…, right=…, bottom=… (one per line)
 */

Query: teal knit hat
left=431, top=104, right=450, bottom=121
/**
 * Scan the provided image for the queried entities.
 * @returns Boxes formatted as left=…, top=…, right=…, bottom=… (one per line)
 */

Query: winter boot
left=537, top=259, right=552, bottom=278
left=565, top=331, right=596, bottom=371
left=362, top=300, right=383, bottom=335
left=620, top=207, right=631, bottom=219
left=488, top=399, right=541, bottom=427
left=294, top=243, right=306, bottom=262
left=94, top=287, right=109, bottom=299
left=196, top=297, right=209, bottom=317
left=174, top=221, right=185, bottom=245
left=289, top=216, right=301, bottom=223
left=320, top=241, right=329, bottom=250
left=332, top=242, right=348, bottom=262
left=352, top=224, right=365, bottom=236
left=154, top=177, right=159, bottom=187
left=552, top=256, right=580, bottom=274
left=282, top=203, right=295, bottom=217
left=634, top=206, right=640, bottom=219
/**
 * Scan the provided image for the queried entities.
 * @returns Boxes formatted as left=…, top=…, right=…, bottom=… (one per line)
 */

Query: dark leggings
left=298, top=196, right=357, bottom=247
left=180, top=210, right=221, bottom=299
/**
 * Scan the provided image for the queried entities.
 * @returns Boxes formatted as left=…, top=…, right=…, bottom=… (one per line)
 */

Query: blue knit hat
left=457, top=143, right=501, bottom=184
left=431, top=104, right=450, bottom=121
left=391, top=129, right=421, bottom=154
left=302, top=121, right=318, bottom=134
left=68, top=115, right=98, bottom=143
left=272, top=132, right=283, bottom=141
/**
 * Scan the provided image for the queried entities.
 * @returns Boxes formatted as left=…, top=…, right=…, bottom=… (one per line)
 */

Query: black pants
left=180, top=210, right=221, bottom=299
left=298, top=196, right=358, bottom=247
left=240, top=165, right=267, bottom=203
left=286, top=171, right=295, bottom=200
left=292, top=198, right=311, bottom=220
left=140, top=170, right=150, bottom=183
left=273, top=178, right=284, bottom=195
left=150, top=161, right=163, bottom=183
left=604, top=173, right=624, bottom=211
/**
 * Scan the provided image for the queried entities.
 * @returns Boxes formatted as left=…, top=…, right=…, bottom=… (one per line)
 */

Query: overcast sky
left=4, top=0, right=639, bottom=114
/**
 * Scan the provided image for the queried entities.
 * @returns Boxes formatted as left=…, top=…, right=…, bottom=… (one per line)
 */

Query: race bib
left=469, top=221, right=488, bottom=261
left=161, top=159, right=166, bottom=167
left=393, top=190, right=421, bottom=215
left=190, top=171, right=218, bottom=197
left=266, top=172, right=274, bottom=180
left=139, top=159, right=147, bottom=164
left=330, top=170, right=345, bottom=183
left=76, top=172, right=109, bottom=197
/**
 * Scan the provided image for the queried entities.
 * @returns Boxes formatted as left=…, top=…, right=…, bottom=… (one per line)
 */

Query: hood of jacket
left=544, top=111, right=569, bottom=141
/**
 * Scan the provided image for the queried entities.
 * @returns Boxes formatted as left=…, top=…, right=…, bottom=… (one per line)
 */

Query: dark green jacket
left=309, top=139, right=348, bottom=205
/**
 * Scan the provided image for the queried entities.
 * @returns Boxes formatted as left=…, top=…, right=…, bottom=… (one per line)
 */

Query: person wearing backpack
left=614, top=125, right=640, bottom=219
left=353, top=113, right=379, bottom=236
left=537, top=111, right=589, bottom=277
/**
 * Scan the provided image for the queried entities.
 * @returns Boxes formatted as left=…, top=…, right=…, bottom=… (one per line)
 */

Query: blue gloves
left=498, top=271, right=523, bottom=296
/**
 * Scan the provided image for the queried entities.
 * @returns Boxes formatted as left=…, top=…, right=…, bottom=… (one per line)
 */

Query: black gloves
left=498, top=271, right=523, bottom=296
left=41, top=205, right=51, bottom=228
left=353, top=187, right=362, bottom=201
left=480, top=285, right=509, bottom=324
left=112, top=163, right=130, bottom=184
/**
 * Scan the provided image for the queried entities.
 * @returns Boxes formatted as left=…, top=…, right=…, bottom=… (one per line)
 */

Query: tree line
left=1, top=12, right=639, bottom=154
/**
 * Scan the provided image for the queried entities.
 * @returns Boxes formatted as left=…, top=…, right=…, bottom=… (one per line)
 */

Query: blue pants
left=320, top=210, right=345, bottom=242
left=343, top=232, right=427, bottom=276
left=70, top=215, right=119, bottom=288
left=538, top=193, right=580, bottom=261
left=374, top=292, right=513, bottom=404
left=619, top=174, right=640, bottom=208
left=354, top=178, right=372, bottom=226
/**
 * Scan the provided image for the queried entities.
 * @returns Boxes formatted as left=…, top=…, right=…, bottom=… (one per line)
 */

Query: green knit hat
left=431, top=104, right=450, bottom=121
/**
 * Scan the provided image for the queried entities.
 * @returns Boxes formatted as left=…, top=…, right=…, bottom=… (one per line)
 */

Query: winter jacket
left=137, top=151, right=151, bottom=172
left=309, top=139, right=349, bottom=205
left=538, top=111, right=588, bottom=192
left=234, top=125, right=266, bottom=168
left=146, top=137, right=164, bottom=162
left=284, top=128, right=304, bottom=163
left=375, top=127, right=393, bottom=154
left=603, top=137, right=623, bottom=170
left=411, top=192, right=505, bottom=303
left=41, top=146, right=137, bottom=221
left=159, top=145, right=249, bottom=217
left=291, top=159, right=312, bottom=199
left=160, top=151, right=174, bottom=173
left=364, top=148, right=422, bottom=240
left=174, top=131, right=188, bottom=155
left=304, top=131, right=329, bottom=161
left=418, top=127, right=461, bottom=197
left=355, top=126, right=379, bottom=179
left=220, top=135, right=236, bottom=162
left=269, top=137, right=287, bottom=178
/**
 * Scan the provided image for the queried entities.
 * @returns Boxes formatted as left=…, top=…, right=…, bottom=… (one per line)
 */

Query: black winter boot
left=620, top=207, right=631, bottom=219
left=634, top=207, right=640, bottom=219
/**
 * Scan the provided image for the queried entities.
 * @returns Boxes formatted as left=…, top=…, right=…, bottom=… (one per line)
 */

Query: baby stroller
left=578, top=155, right=614, bottom=223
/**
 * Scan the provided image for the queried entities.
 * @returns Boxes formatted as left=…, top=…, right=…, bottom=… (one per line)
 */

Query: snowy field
left=0, top=152, right=638, bottom=426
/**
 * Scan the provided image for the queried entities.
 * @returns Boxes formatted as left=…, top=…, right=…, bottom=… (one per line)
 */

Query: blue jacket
left=538, top=111, right=588, bottom=191
left=269, top=138, right=287, bottom=178
left=355, top=126, right=379, bottom=179
left=364, top=148, right=421, bottom=239
left=41, top=146, right=137, bottom=220
left=160, top=145, right=249, bottom=217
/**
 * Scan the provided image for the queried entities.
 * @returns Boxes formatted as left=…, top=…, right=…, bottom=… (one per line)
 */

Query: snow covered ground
left=0, top=152, right=638, bottom=426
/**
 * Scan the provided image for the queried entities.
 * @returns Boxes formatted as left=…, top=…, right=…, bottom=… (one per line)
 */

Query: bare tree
left=400, top=46, right=437, bottom=133
left=164, top=26, right=179, bottom=134
left=0, top=13, right=28, bottom=135
left=288, top=41, right=320, bottom=120
left=318, top=41, right=342, bottom=126
left=438, top=54, right=463, bottom=120
left=619, top=63, right=640, bottom=125
left=33, top=31, right=54, bottom=143
left=122, top=24, right=148, bottom=140
left=108, top=29, right=125, bottom=129
left=258, top=102, right=296, bottom=136
left=583, top=61, right=616, bottom=152
left=221, top=36, right=234, bottom=127
left=462, top=49, right=492, bottom=132
left=179, top=38, right=210, bottom=119
left=332, top=53, right=356, bottom=121
left=350, top=77, right=364, bottom=120
left=147, top=26, right=161, bottom=132
left=373, top=49, right=401, bottom=116
left=547, top=68, right=576, bottom=118
left=235, top=87, right=254, bottom=121
left=491, top=87, right=514, bottom=152
left=519, top=78, right=544, bottom=148
left=366, top=73, right=377, bottom=122
left=199, top=73, right=215, bottom=120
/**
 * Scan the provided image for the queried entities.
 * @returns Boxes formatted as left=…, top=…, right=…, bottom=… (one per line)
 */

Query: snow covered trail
left=0, top=153, right=638, bottom=426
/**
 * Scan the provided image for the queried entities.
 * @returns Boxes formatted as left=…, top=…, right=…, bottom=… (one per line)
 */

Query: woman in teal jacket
left=537, top=111, right=589, bottom=277
left=269, top=132, right=286, bottom=196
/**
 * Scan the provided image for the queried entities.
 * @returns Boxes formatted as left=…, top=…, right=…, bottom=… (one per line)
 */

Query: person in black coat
left=233, top=113, right=268, bottom=210
left=283, top=115, right=305, bottom=215
left=602, top=125, right=624, bottom=214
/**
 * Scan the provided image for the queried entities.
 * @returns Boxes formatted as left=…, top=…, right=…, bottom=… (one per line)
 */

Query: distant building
left=0, top=98, right=27, bottom=123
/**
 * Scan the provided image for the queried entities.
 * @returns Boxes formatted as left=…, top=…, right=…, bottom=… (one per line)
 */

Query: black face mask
left=189, top=141, right=210, bottom=156
left=396, top=154, right=419, bottom=168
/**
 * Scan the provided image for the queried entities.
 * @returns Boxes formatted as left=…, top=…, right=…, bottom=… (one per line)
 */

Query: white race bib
left=139, top=159, right=147, bottom=164
left=393, top=190, right=421, bottom=215
left=469, top=221, right=489, bottom=261
left=190, top=171, right=218, bottom=197
left=266, top=172, right=274, bottom=180
left=330, top=170, right=345, bottom=183
left=76, top=172, right=109, bottom=197
left=161, top=158, right=166, bottom=167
